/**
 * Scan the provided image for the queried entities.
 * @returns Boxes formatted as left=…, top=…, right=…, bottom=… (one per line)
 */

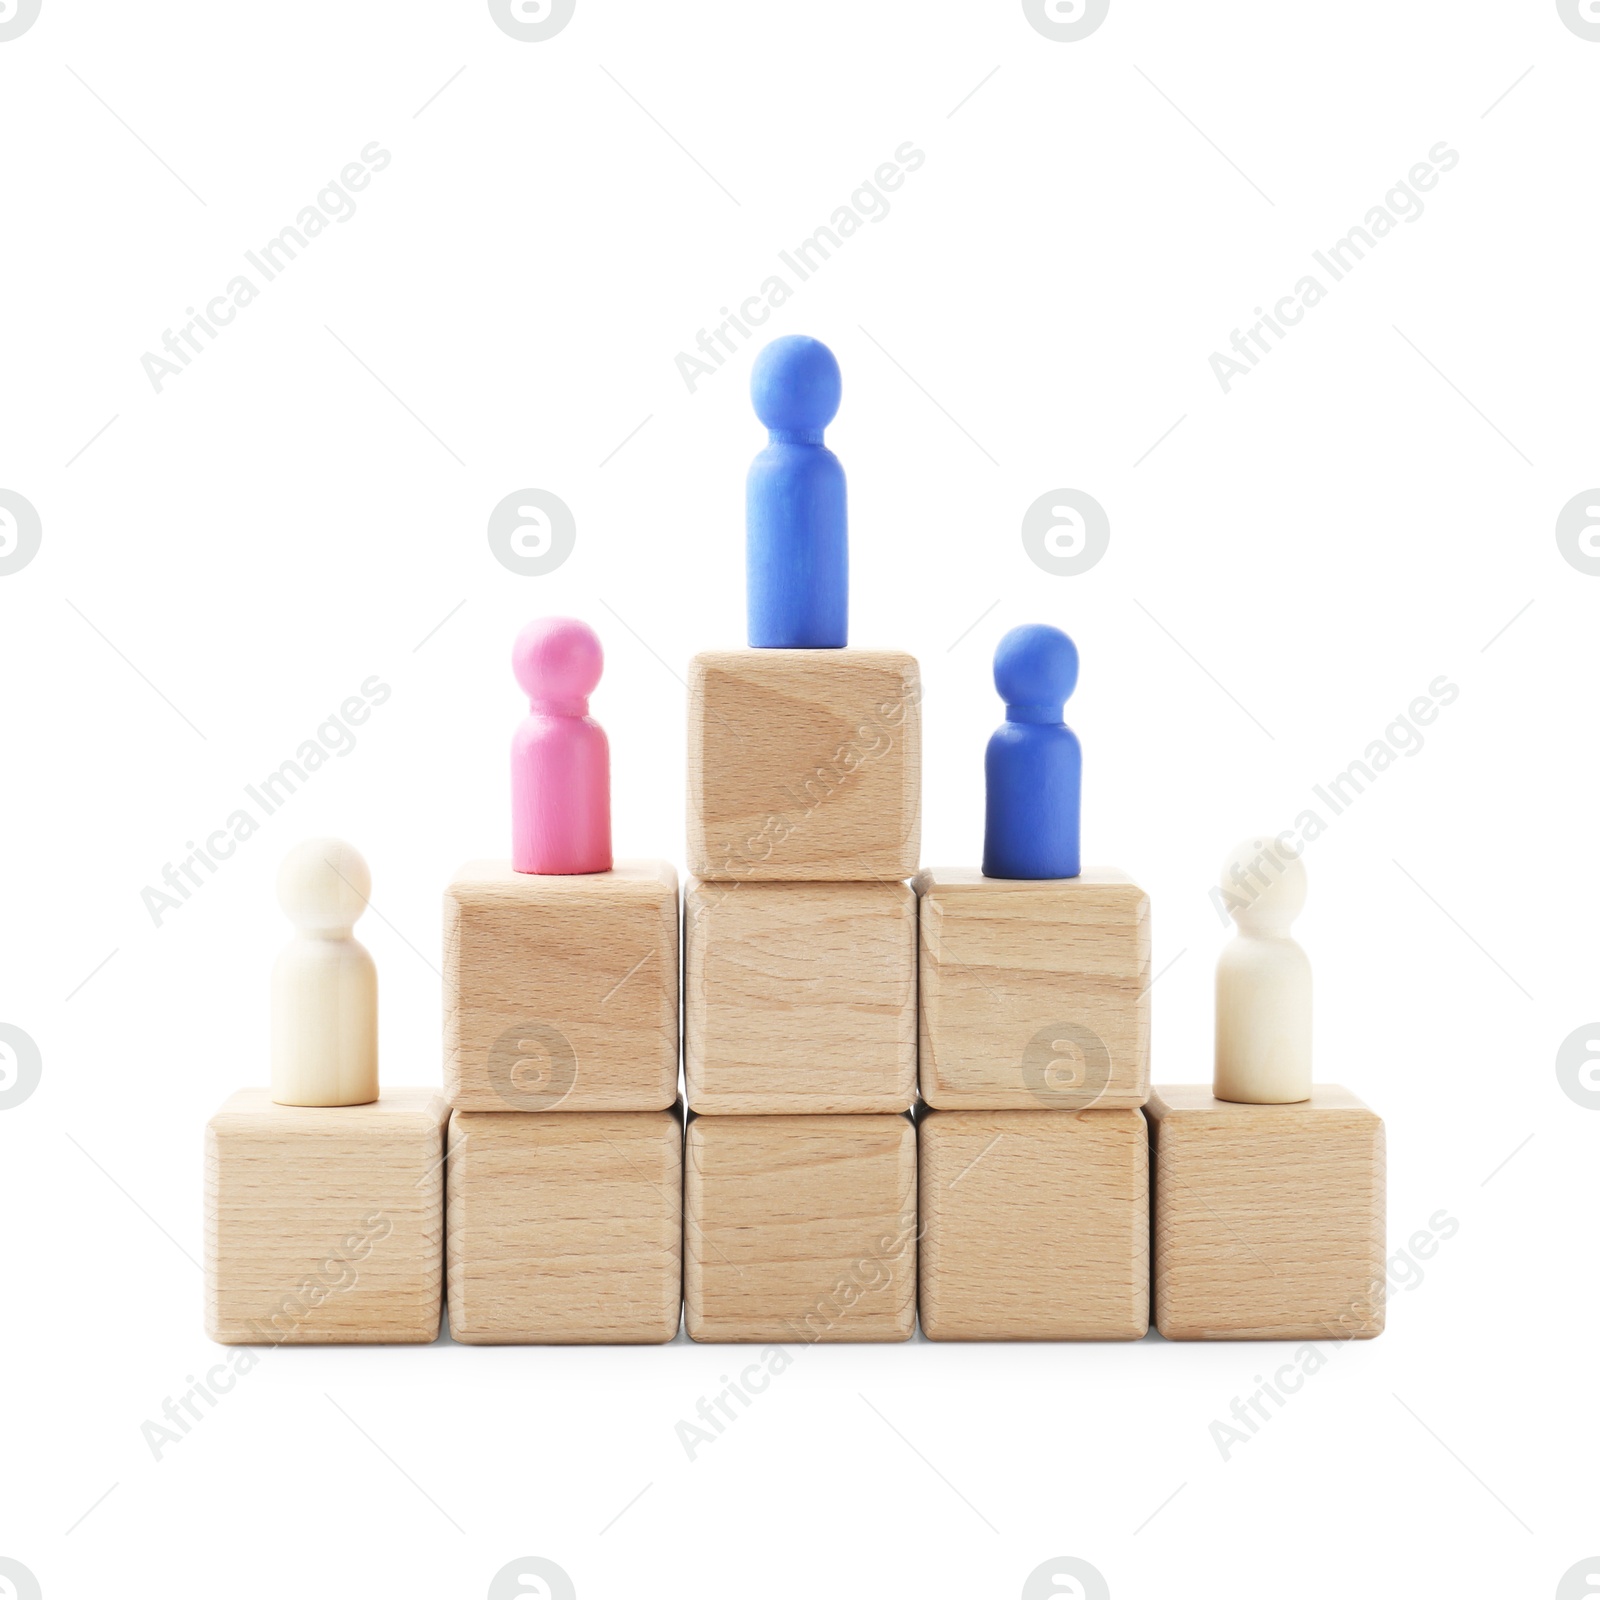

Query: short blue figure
left=746, top=334, right=847, bottom=648
left=982, top=624, right=1082, bottom=880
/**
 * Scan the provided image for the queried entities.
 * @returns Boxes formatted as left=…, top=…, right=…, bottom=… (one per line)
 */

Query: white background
left=1, top=2, right=1596, bottom=1596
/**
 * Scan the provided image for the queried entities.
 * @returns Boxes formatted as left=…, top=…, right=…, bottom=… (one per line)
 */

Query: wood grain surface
left=685, top=877, right=916, bottom=1113
left=1147, top=1084, right=1386, bottom=1340
left=205, top=1087, right=447, bottom=1345
left=687, top=650, right=921, bottom=882
left=443, top=859, right=679, bottom=1112
left=917, top=867, right=1150, bottom=1110
left=685, top=1113, right=916, bottom=1343
left=446, top=1108, right=683, bottom=1344
left=919, top=1107, right=1149, bottom=1340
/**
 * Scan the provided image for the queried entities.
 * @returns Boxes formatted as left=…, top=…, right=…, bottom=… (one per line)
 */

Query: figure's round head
left=278, top=837, right=370, bottom=934
left=993, top=623, right=1079, bottom=712
left=1220, top=836, right=1307, bottom=932
left=750, top=335, right=841, bottom=435
left=513, top=616, right=603, bottom=706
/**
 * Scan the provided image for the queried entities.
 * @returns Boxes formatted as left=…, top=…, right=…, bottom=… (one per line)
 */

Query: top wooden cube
left=687, top=650, right=921, bottom=881
left=917, top=867, right=1150, bottom=1109
left=443, top=860, right=679, bottom=1111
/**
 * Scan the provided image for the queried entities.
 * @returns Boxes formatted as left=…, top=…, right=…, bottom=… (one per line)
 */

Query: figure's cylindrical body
left=1214, top=934, right=1311, bottom=1103
left=509, top=617, right=612, bottom=875
left=271, top=936, right=378, bottom=1106
left=511, top=712, right=612, bottom=874
left=746, top=440, right=847, bottom=648
left=982, top=721, right=1081, bottom=879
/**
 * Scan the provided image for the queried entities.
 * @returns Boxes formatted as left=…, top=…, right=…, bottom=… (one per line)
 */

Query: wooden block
left=687, top=650, right=921, bottom=881
left=919, top=1108, right=1149, bottom=1340
left=1147, top=1085, right=1386, bottom=1340
left=685, top=878, right=916, bottom=1114
left=205, top=1088, right=447, bottom=1344
left=443, top=860, right=678, bottom=1112
left=446, top=1109, right=682, bottom=1344
left=685, top=1114, right=916, bottom=1342
left=917, top=867, right=1150, bottom=1110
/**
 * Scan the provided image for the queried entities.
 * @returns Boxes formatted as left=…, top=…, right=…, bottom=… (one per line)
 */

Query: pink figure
left=511, top=617, right=613, bottom=875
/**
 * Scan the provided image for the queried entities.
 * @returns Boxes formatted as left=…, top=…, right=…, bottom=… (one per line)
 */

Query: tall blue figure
left=746, top=334, right=847, bottom=648
left=982, top=624, right=1082, bottom=880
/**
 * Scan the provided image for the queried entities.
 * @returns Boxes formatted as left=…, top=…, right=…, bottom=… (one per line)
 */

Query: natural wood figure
left=271, top=838, right=378, bottom=1108
left=919, top=1108, right=1149, bottom=1340
left=443, top=860, right=679, bottom=1111
left=1214, top=836, right=1311, bottom=1104
left=205, top=1088, right=448, bottom=1344
left=687, top=650, right=921, bottom=882
left=917, top=868, right=1150, bottom=1110
left=685, top=878, right=916, bottom=1113
left=446, top=1109, right=683, bottom=1343
left=1147, top=1085, right=1386, bottom=1340
left=685, top=1114, right=916, bottom=1343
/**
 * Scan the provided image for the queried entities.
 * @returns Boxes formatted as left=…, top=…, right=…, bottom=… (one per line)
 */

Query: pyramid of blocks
left=204, top=335, right=1386, bottom=1348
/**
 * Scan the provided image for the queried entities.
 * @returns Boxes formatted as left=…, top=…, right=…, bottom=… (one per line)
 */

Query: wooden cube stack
left=201, top=314, right=1387, bottom=1352
left=441, top=861, right=683, bottom=1343
left=204, top=744, right=1385, bottom=1351
left=204, top=800, right=1386, bottom=1350
left=917, top=867, right=1154, bottom=1340
left=683, top=650, right=921, bottom=1342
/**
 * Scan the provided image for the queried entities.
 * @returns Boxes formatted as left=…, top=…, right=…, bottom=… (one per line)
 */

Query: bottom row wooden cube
left=1147, top=1085, right=1385, bottom=1340
left=205, top=1088, right=449, bottom=1344
left=685, top=1114, right=917, bottom=1342
left=446, top=1108, right=682, bottom=1343
left=919, top=1108, right=1149, bottom=1340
